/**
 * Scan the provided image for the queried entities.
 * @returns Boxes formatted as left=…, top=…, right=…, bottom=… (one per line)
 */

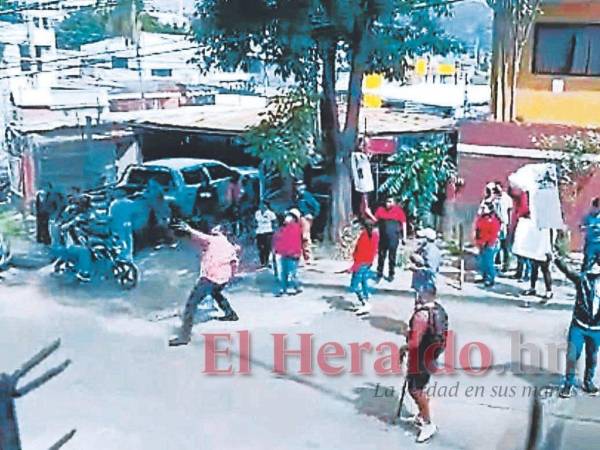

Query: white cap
left=416, top=228, right=436, bottom=241
left=288, top=208, right=301, bottom=220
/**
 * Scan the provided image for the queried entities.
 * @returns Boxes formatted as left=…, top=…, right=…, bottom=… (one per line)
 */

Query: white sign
left=512, top=218, right=553, bottom=262
left=508, top=163, right=565, bottom=229
left=351, top=152, right=375, bottom=193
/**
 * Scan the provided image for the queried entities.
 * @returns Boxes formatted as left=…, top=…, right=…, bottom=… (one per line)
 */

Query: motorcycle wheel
left=53, top=258, right=70, bottom=274
left=114, top=261, right=138, bottom=289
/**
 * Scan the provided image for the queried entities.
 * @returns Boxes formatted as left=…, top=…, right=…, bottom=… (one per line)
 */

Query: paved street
left=1, top=244, right=597, bottom=449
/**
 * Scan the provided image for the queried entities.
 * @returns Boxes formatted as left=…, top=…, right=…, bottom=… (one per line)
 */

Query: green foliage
left=138, top=13, right=186, bottom=35
left=244, top=89, right=317, bottom=178
left=56, top=9, right=114, bottom=49
left=0, top=211, right=24, bottom=238
left=56, top=0, right=186, bottom=50
left=191, top=0, right=460, bottom=83
left=378, top=141, right=456, bottom=226
left=534, top=132, right=600, bottom=187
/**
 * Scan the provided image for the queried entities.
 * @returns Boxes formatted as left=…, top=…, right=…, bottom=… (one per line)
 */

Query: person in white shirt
left=493, top=181, right=513, bottom=272
left=255, top=201, right=278, bottom=267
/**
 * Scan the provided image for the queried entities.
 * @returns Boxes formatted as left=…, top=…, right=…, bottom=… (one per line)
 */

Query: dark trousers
left=179, top=277, right=234, bottom=339
left=256, top=232, right=273, bottom=266
left=36, top=213, right=51, bottom=245
left=495, top=237, right=510, bottom=270
left=565, top=322, right=600, bottom=386
left=377, top=239, right=399, bottom=278
left=530, top=260, right=552, bottom=292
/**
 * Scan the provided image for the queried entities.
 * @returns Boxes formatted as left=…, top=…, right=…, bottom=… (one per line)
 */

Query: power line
left=0, top=37, right=197, bottom=72
left=0, top=0, right=119, bottom=16
left=0, top=42, right=199, bottom=79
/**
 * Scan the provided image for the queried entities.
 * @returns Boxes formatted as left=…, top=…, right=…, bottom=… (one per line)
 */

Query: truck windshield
left=126, top=168, right=173, bottom=187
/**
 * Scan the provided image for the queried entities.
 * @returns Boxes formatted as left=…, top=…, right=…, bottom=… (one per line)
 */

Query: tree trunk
left=490, top=10, right=501, bottom=120
left=319, top=41, right=340, bottom=162
left=509, top=43, right=520, bottom=122
left=328, top=19, right=369, bottom=242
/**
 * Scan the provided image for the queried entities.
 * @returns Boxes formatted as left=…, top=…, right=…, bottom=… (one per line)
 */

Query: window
left=151, top=68, right=172, bottom=77
left=111, top=56, right=128, bottom=69
left=206, top=164, right=235, bottom=181
left=534, top=24, right=600, bottom=76
left=35, top=45, right=50, bottom=58
left=126, top=168, right=174, bottom=187
left=181, top=167, right=208, bottom=185
left=19, top=44, right=31, bottom=72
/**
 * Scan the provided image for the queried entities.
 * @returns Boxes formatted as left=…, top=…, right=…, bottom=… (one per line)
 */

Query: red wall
left=446, top=152, right=598, bottom=250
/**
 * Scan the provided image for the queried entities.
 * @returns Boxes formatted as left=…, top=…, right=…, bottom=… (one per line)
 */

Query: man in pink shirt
left=169, top=221, right=240, bottom=347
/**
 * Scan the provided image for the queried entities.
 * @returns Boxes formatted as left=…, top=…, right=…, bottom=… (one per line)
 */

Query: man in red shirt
left=373, top=197, right=407, bottom=282
left=475, top=203, right=501, bottom=287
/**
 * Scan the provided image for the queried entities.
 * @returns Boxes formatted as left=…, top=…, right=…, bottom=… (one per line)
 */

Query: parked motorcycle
left=53, top=231, right=138, bottom=289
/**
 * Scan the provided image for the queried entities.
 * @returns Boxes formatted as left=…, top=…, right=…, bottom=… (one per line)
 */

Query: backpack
left=415, top=302, right=449, bottom=359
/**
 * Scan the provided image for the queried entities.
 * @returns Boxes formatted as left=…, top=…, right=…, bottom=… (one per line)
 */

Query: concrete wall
left=446, top=150, right=599, bottom=250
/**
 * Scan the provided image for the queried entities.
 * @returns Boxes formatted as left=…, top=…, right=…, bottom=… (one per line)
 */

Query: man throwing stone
left=169, top=221, right=240, bottom=347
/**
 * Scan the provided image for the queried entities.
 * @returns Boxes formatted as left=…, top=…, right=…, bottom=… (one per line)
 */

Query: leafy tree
left=57, top=0, right=187, bottom=49
left=191, top=0, right=457, bottom=241
left=245, top=89, right=317, bottom=176
left=487, top=0, right=541, bottom=122
left=378, top=141, right=456, bottom=227
left=535, top=132, right=600, bottom=200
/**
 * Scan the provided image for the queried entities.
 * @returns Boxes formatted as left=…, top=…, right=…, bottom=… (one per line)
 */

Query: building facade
left=516, top=0, right=600, bottom=126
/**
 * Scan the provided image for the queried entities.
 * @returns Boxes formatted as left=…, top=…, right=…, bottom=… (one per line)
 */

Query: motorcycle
left=53, top=230, right=138, bottom=290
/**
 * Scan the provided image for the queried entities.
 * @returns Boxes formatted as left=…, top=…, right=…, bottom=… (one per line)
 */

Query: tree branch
left=14, top=359, right=71, bottom=398
left=11, top=339, right=61, bottom=382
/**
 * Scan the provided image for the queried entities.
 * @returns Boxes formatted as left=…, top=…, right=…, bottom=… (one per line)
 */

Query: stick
left=394, top=378, right=408, bottom=424
left=11, top=339, right=61, bottom=382
left=48, top=429, right=77, bottom=450
left=14, top=360, right=71, bottom=398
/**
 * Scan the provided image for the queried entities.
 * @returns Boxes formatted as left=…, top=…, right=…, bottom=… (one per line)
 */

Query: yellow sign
left=438, top=63, right=456, bottom=76
left=415, top=58, right=428, bottom=76
left=364, top=74, right=383, bottom=89
left=363, top=73, right=383, bottom=108
left=363, top=93, right=382, bottom=108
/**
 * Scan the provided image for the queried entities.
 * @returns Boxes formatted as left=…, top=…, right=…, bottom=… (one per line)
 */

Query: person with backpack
left=581, top=197, right=600, bottom=272
left=555, top=256, right=600, bottom=398
left=347, top=220, right=379, bottom=314
left=401, top=285, right=448, bottom=443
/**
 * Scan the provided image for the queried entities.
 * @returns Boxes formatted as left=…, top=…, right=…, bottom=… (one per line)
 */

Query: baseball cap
left=416, top=228, right=437, bottom=241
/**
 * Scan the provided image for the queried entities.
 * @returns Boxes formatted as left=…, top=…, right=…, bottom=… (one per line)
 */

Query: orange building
left=515, top=0, right=600, bottom=126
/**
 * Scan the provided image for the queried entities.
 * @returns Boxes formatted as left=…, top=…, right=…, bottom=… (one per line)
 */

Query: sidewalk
left=299, top=250, right=577, bottom=311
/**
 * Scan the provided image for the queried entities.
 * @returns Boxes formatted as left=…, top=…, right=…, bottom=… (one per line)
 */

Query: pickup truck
left=83, top=158, right=260, bottom=236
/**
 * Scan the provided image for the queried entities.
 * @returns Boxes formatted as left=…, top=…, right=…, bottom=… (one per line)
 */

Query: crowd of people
left=32, top=173, right=600, bottom=444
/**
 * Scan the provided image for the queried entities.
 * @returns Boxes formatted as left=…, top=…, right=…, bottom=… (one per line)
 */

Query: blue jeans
left=583, top=243, right=600, bottom=272
left=279, top=257, right=300, bottom=292
left=350, top=264, right=371, bottom=300
left=479, top=245, right=498, bottom=284
left=565, top=322, right=600, bottom=386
